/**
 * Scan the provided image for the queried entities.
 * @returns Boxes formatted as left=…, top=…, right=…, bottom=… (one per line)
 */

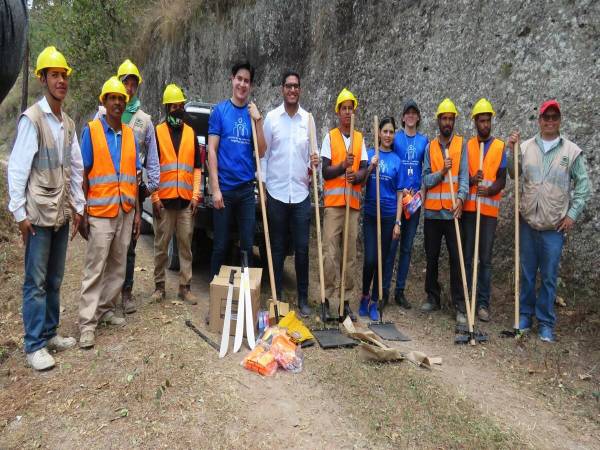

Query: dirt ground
left=0, top=193, right=599, bottom=448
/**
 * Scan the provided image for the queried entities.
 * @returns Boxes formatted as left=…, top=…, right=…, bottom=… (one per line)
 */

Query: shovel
left=367, top=116, right=410, bottom=342
left=251, top=118, right=288, bottom=321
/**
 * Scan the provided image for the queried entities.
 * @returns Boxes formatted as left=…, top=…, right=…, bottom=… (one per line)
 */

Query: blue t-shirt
left=81, top=117, right=141, bottom=174
left=208, top=99, right=256, bottom=191
left=481, top=137, right=507, bottom=169
left=364, top=149, right=403, bottom=218
left=392, top=130, right=428, bottom=192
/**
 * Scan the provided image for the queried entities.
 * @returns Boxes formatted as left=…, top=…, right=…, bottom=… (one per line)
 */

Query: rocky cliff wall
left=141, top=0, right=599, bottom=289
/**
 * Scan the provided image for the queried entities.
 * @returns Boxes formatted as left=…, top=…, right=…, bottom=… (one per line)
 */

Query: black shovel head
left=454, top=330, right=489, bottom=345
left=313, top=328, right=357, bottom=349
left=369, top=322, right=411, bottom=341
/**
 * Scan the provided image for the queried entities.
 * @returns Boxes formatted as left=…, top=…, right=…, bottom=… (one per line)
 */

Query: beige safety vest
left=127, top=109, right=152, bottom=166
left=22, top=103, right=75, bottom=228
left=520, top=136, right=582, bottom=230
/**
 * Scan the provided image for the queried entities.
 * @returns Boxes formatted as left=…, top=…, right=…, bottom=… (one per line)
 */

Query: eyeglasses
left=541, top=114, right=560, bottom=122
left=284, top=83, right=300, bottom=90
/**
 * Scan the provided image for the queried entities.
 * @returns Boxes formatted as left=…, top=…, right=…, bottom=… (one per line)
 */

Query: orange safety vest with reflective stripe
left=463, top=137, right=504, bottom=217
left=424, top=135, right=463, bottom=211
left=323, top=128, right=363, bottom=210
left=156, top=122, right=195, bottom=201
left=87, top=120, right=137, bottom=218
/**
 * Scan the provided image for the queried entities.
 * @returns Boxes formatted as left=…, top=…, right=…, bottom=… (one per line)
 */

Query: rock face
left=141, top=0, right=599, bottom=288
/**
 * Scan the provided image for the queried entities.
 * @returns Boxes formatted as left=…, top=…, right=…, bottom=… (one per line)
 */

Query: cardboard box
left=209, top=265, right=263, bottom=336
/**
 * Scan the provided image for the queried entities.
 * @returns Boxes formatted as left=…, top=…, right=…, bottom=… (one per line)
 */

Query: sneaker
left=343, top=302, right=357, bottom=322
left=539, top=327, right=556, bottom=343
left=100, top=311, right=126, bottom=327
left=178, top=285, right=198, bottom=305
left=518, top=315, right=532, bottom=333
left=297, top=299, right=312, bottom=318
left=47, top=335, right=77, bottom=352
left=421, top=300, right=441, bottom=312
left=26, top=347, right=55, bottom=371
left=79, top=330, right=95, bottom=349
left=395, top=291, right=412, bottom=309
left=122, top=289, right=137, bottom=314
left=358, top=295, right=370, bottom=317
left=150, top=284, right=165, bottom=303
left=477, top=307, right=490, bottom=322
left=368, top=302, right=380, bottom=321
left=456, top=311, right=467, bottom=325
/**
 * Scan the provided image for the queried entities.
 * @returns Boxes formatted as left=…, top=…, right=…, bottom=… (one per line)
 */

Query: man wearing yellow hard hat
left=149, top=84, right=201, bottom=305
left=319, top=88, right=369, bottom=321
left=77, top=76, right=142, bottom=349
left=422, top=98, right=469, bottom=324
left=7, top=46, right=84, bottom=370
left=115, top=59, right=160, bottom=314
left=462, top=99, right=507, bottom=322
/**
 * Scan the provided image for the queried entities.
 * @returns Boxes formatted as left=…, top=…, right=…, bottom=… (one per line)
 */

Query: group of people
left=8, top=46, right=590, bottom=372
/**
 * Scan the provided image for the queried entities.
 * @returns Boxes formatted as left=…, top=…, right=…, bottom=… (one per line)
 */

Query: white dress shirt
left=320, top=130, right=368, bottom=161
left=8, top=96, right=85, bottom=222
left=261, top=103, right=314, bottom=204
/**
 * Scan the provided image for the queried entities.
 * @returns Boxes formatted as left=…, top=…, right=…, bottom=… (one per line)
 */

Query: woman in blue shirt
left=383, top=100, right=429, bottom=309
left=359, top=117, right=403, bottom=321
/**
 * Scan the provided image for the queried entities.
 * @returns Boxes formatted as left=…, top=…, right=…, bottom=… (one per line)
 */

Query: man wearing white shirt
left=7, top=46, right=85, bottom=371
left=262, top=71, right=319, bottom=317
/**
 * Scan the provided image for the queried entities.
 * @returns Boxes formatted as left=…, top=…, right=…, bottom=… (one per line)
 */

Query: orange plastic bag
left=241, top=343, right=278, bottom=376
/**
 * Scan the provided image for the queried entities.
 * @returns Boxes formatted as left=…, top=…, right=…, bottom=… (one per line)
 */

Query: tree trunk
left=20, top=38, right=28, bottom=112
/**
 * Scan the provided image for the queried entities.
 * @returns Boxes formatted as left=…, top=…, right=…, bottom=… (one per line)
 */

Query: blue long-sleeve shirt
left=422, top=135, right=468, bottom=220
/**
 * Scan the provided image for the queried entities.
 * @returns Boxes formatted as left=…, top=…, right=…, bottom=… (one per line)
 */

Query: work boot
left=47, top=335, right=77, bottom=352
left=26, top=348, right=55, bottom=371
left=358, top=295, right=370, bottom=317
left=420, top=299, right=441, bottom=312
left=456, top=311, right=467, bottom=325
left=395, top=290, right=412, bottom=310
left=477, top=306, right=490, bottom=322
left=79, top=330, right=95, bottom=349
left=178, top=285, right=198, bottom=305
left=100, top=311, right=126, bottom=327
left=368, top=301, right=380, bottom=321
left=297, top=298, right=312, bottom=318
left=150, top=283, right=165, bottom=303
left=343, top=302, right=357, bottom=322
left=121, top=288, right=137, bottom=314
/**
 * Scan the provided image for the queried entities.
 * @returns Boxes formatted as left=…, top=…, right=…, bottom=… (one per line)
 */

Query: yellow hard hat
left=117, top=59, right=142, bottom=84
left=99, top=76, right=129, bottom=103
left=436, top=98, right=458, bottom=117
left=471, top=98, right=495, bottom=118
left=35, top=46, right=72, bottom=78
left=162, top=83, right=186, bottom=104
left=335, top=88, right=358, bottom=113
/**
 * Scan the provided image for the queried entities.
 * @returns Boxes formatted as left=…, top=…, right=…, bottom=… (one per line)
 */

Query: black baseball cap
left=402, top=99, right=420, bottom=116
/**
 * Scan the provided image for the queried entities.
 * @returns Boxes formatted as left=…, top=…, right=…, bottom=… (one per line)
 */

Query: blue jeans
left=267, top=192, right=311, bottom=301
left=462, top=212, right=497, bottom=309
left=383, top=207, right=420, bottom=295
left=23, top=224, right=69, bottom=353
left=520, top=219, right=565, bottom=330
left=362, top=214, right=396, bottom=302
left=210, top=182, right=256, bottom=279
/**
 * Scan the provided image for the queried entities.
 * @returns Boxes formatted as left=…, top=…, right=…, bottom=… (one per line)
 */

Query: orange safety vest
left=463, top=137, right=504, bottom=217
left=323, top=128, right=363, bottom=210
left=156, top=122, right=195, bottom=200
left=87, top=119, right=137, bottom=218
left=424, top=135, right=463, bottom=211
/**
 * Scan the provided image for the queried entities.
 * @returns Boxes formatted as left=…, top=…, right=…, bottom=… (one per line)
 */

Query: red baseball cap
left=539, top=99, right=561, bottom=116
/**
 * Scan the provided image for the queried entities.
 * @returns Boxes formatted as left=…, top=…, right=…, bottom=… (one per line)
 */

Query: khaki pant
left=322, top=206, right=359, bottom=301
left=79, top=209, right=134, bottom=333
left=153, top=207, right=193, bottom=287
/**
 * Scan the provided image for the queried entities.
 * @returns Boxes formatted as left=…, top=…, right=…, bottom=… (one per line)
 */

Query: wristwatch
left=395, top=220, right=401, bottom=226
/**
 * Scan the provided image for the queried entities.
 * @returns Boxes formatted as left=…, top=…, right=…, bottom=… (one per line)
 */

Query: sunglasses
left=541, top=114, right=561, bottom=122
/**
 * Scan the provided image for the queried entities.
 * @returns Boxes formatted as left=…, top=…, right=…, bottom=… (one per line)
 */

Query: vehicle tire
left=140, top=217, right=153, bottom=235
left=168, top=235, right=180, bottom=271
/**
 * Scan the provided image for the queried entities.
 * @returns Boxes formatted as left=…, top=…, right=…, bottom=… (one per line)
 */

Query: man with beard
left=421, top=98, right=469, bottom=324
left=261, top=71, right=319, bottom=317
left=462, top=98, right=506, bottom=322
left=8, top=46, right=84, bottom=370
left=208, top=61, right=266, bottom=279
left=78, top=76, right=141, bottom=349
left=150, top=84, right=201, bottom=305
